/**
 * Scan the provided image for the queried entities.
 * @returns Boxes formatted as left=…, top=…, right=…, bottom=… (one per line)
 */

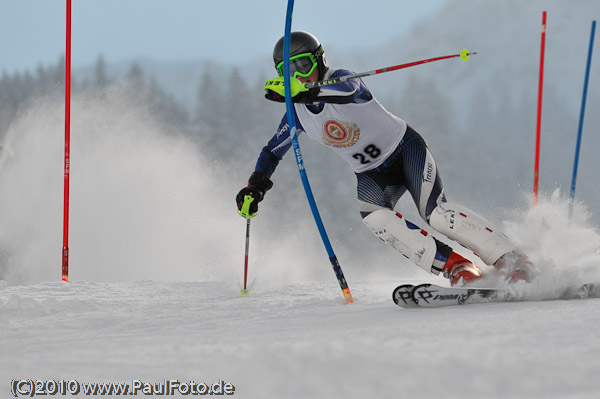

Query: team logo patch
left=322, top=119, right=360, bottom=148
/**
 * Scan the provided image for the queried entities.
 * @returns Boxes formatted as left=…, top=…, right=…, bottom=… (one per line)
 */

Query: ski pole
left=239, top=195, right=255, bottom=296
left=305, top=49, right=476, bottom=88
left=241, top=218, right=251, bottom=296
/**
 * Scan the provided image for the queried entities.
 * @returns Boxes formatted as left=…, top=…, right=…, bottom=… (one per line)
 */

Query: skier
left=236, top=31, right=535, bottom=287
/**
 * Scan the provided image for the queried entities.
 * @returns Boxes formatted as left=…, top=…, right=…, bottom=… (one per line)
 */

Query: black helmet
left=272, top=31, right=328, bottom=80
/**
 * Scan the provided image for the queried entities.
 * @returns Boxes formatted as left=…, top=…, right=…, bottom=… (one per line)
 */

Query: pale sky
left=0, top=0, right=447, bottom=73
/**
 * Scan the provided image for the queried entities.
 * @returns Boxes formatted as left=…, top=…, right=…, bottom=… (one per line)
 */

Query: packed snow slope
left=1, top=91, right=600, bottom=398
left=3, top=279, right=600, bottom=398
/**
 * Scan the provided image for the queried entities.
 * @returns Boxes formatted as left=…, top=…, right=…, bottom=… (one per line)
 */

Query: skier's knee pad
left=428, top=202, right=514, bottom=265
left=363, top=209, right=437, bottom=273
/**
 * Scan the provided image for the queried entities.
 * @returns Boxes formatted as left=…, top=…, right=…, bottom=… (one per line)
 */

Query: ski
left=393, top=282, right=600, bottom=308
left=410, top=284, right=506, bottom=308
left=392, top=284, right=419, bottom=308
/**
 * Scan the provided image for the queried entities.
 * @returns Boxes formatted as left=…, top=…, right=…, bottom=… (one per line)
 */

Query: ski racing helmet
left=273, top=31, right=328, bottom=80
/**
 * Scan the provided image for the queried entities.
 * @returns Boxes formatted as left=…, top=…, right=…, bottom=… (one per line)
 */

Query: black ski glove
left=265, top=87, right=320, bottom=103
left=294, top=86, right=320, bottom=103
left=264, top=90, right=285, bottom=103
left=236, top=171, right=273, bottom=218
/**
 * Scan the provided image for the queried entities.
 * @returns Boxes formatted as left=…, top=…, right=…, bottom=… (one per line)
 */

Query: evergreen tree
left=195, top=68, right=223, bottom=132
left=94, top=55, right=109, bottom=89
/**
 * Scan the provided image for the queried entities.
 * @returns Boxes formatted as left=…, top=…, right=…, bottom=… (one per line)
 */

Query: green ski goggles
left=276, top=53, right=318, bottom=78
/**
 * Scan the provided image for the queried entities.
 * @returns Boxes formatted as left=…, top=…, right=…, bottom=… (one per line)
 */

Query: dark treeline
left=0, top=56, right=189, bottom=141
left=0, top=56, right=283, bottom=172
left=3, top=43, right=599, bottom=233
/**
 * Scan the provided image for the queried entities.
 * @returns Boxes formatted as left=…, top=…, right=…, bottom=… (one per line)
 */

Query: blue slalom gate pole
left=282, top=0, right=353, bottom=303
left=570, top=20, right=596, bottom=199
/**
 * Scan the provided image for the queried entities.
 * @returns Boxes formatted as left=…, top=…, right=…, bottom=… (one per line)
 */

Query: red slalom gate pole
left=62, top=0, right=71, bottom=282
left=533, top=11, right=547, bottom=207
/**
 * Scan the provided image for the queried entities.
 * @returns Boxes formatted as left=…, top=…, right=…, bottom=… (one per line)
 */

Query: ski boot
left=442, top=251, right=484, bottom=287
left=494, top=251, right=540, bottom=283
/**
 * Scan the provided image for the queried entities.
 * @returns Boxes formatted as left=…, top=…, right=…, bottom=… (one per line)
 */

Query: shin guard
left=429, top=202, right=514, bottom=265
left=363, top=209, right=438, bottom=273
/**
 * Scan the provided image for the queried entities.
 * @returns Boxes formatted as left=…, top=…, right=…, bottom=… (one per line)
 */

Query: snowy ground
left=2, top=278, right=600, bottom=398
left=2, top=95, right=600, bottom=398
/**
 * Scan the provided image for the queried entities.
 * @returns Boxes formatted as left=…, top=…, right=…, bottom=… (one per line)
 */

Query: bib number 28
left=353, top=144, right=381, bottom=164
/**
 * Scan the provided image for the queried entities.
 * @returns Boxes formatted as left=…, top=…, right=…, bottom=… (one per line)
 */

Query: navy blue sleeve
left=314, top=69, right=373, bottom=104
left=254, top=112, right=304, bottom=178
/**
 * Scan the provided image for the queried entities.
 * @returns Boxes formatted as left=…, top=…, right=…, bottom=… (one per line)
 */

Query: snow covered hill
left=2, top=278, right=600, bottom=398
